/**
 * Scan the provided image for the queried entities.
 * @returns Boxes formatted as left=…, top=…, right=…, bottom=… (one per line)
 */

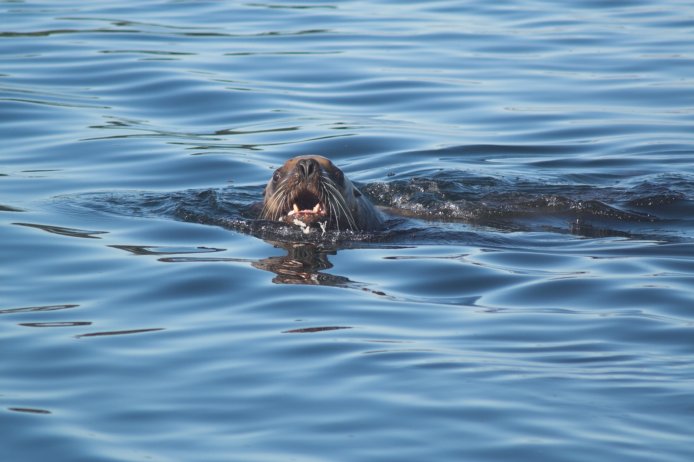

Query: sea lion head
left=260, top=155, right=380, bottom=232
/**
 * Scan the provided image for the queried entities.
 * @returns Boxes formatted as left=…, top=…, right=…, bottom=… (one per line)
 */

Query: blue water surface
left=1, top=1, right=694, bottom=461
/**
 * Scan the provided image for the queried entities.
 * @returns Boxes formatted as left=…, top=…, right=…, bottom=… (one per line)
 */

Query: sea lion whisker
left=262, top=182, right=290, bottom=220
left=260, top=188, right=278, bottom=219
left=326, top=185, right=355, bottom=228
left=322, top=180, right=357, bottom=230
left=318, top=182, right=335, bottom=229
left=330, top=192, right=355, bottom=230
left=322, top=177, right=357, bottom=229
left=261, top=183, right=281, bottom=219
left=327, top=185, right=357, bottom=230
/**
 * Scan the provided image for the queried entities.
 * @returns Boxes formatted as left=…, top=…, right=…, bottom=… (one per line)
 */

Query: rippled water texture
left=2, top=1, right=694, bottom=461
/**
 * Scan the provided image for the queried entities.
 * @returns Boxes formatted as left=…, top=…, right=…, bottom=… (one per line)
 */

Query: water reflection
left=106, top=235, right=357, bottom=287
left=253, top=241, right=351, bottom=286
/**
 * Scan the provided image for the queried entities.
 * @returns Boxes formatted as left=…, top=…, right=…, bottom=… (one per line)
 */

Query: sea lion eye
left=272, top=169, right=282, bottom=183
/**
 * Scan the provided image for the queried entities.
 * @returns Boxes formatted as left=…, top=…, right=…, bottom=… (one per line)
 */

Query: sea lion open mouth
left=286, top=188, right=327, bottom=226
left=260, top=155, right=383, bottom=233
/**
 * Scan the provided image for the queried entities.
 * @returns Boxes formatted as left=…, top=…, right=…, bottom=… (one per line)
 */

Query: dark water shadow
left=109, top=245, right=225, bottom=256
left=0, top=304, right=80, bottom=315
left=19, top=321, right=92, bottom=328
left=75, top=328, right=165, bottom=339
left=1, top=204, right=24, bottom=212
left=13, top=222, right=108, bottom=239
left=7, top=407, right=52, bottom=415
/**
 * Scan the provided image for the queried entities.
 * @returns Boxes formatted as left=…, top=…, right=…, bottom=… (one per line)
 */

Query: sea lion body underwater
left=260, top=155, right=383, bottom=233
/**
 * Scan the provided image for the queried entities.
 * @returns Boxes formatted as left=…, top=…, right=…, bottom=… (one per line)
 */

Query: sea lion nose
left=297, top=158, right=319, bottom=179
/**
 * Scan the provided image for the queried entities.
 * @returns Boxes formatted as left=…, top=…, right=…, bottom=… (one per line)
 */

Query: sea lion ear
left=333, top=168, right=344, bottom=186
left=353, top=188, right=362, bottom=198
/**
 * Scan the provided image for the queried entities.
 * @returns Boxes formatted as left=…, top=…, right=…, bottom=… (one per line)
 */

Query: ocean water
left=2, top=1, right=694, bottom=461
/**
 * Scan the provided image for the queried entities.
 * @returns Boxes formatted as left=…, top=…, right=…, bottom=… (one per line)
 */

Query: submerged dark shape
left=260, top=155, right=383, bottom=233
left=361, top=174, right=693, bottom=241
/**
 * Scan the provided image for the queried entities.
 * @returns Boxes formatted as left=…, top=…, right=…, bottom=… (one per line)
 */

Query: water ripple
left=3, top=1, right=694, bottom=461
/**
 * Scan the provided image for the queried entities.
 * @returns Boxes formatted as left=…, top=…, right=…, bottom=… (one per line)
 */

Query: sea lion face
left=260, top=155, right=367, bottom=231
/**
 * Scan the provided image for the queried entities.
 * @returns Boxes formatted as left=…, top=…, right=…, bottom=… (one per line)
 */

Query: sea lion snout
left=296, top=157, right=319, bottom=180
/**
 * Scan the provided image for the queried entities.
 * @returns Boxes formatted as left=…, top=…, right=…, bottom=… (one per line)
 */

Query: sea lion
left=260, top=155, right=383, bottom=233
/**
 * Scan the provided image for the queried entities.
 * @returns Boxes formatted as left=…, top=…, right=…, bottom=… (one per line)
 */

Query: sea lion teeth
left=290, top=202, right=323, bottom=216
